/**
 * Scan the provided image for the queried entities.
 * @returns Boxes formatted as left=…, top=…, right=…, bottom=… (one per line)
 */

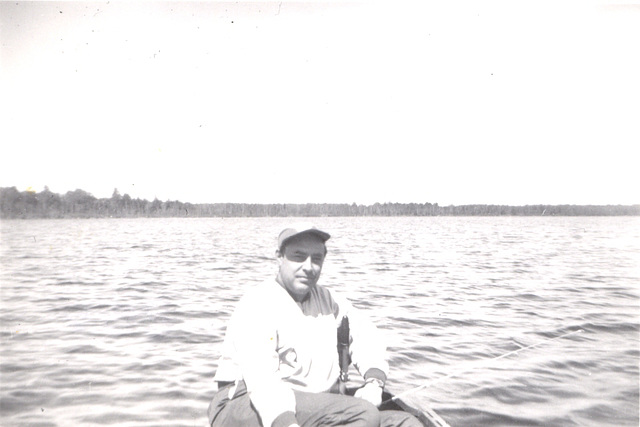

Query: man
left=208, top=224, right=421, bottom=427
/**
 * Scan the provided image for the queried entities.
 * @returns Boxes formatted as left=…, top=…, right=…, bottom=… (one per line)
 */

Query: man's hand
left=354, top=381, right=383, bottom=407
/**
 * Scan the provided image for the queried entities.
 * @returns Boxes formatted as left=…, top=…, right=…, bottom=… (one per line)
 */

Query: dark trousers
left=207, top=381, right=423, bottom=427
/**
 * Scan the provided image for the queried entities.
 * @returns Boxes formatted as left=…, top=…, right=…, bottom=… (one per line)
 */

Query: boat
left=379, top=390, right=450, bottom=427
left=339, top=386, right=449, bottom=427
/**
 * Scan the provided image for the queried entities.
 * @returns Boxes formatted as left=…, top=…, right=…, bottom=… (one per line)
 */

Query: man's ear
left=275, top=249, right=283, bottom=265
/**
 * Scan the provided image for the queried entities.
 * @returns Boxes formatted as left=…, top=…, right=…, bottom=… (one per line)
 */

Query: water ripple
left=1, top=217, right=638, bottom=427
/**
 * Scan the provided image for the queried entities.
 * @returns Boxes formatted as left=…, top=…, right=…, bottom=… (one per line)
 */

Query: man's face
left=276, top=233, right=326, bottom=301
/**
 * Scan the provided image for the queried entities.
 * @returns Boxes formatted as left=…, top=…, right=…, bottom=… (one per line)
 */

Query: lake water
left=1, top=217, right=638, bottom=427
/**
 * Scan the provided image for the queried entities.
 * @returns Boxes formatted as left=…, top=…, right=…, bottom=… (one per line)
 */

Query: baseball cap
left=277, top=223, right=331, bottom=251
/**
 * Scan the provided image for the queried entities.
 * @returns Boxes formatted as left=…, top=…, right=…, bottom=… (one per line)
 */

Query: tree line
left=1, top=186, right=638, bottom=219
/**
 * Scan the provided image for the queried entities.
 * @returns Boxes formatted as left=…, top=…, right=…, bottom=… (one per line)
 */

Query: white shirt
left=213, top=279, right=389, bottom=427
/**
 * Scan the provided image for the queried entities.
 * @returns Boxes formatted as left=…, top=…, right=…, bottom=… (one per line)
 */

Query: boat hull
left=380, top=391, right=448, bottom=427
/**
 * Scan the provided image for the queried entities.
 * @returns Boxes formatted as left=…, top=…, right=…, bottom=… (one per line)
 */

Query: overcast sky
left=1, top=1, right=638, bottom=205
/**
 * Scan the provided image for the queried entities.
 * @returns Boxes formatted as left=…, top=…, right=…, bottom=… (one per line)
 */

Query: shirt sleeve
left=229, top=292, right=297, bottom=427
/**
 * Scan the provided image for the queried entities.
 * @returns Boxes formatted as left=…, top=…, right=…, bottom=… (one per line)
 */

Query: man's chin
left=295, top=277, right=315, bottom=287
left=291, top=282, right=314, bottom=299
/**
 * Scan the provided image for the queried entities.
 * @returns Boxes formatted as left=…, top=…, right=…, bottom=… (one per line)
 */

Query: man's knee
left=379, top=409, right=423, bottom=427
left=349, top=399, right=381, bottom=427
left=294, top=391, right=382, bottom=427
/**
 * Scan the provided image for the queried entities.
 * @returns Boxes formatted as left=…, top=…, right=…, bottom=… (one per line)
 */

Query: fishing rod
left=384, top=328, right=584, bottom=406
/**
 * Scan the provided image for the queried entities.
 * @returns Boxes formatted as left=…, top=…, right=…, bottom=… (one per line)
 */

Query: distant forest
left=1, top=187, right=638, bottom=219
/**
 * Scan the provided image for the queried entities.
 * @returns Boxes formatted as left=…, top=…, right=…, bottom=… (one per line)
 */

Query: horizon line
left=1, top=186, right=638, bottom=208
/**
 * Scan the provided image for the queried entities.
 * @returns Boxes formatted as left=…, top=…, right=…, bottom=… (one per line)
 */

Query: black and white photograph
left=1, top=1, right=639, bottom=426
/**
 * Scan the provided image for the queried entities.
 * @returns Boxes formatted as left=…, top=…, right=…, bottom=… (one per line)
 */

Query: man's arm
left=230, top=296, right=298, bottom=427
left=333, top=293, right=389, bottom=405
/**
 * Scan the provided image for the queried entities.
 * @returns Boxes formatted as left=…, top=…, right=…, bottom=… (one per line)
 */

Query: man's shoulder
left=235, top=279, right=288, bottom=309
left=314, top=284, right=350, bottom=304
left=306, top=284, right=344, bottom=318
left=318, top=285, right=358, bottom=316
